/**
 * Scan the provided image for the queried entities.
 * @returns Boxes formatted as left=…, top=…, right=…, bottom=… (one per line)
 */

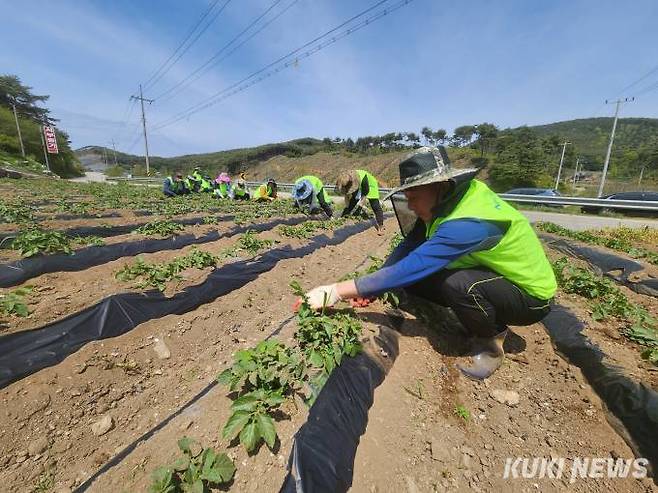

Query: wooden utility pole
left=598, top=97, right=634, bottom=197
left=554, top=141, right=571, bottom=190
left=130, top=85, right=154, bottom=175
left=10, top=102, right=26, bottom=158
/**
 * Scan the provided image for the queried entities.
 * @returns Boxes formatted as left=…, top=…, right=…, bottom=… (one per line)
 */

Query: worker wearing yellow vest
left=335, top=169, right=384, bottom=231
left=292, top=175, right=333, bottom=217
left=253, top=178, right=278, bottom=201
left=298, top=147, right=556, bottom=379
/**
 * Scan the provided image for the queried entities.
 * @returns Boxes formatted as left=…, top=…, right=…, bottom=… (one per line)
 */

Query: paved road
left=69, top=171, right=107, bottom=183
left=522, top=210, right=658, bottom=230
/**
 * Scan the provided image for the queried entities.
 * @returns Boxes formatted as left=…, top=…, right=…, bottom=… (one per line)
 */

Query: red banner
left=43, top=126, right=59, bottom=154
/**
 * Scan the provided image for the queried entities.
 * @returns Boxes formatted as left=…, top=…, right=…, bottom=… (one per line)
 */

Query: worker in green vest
left=292, top=175, right=333, bottom=217
left=298, top=147, right=556, bottom=379
left=233, top=176, right=250, bottom=200
left=163, top=171, right=190, bottom=197
left=213, top=172, right=232, bottom=199
left=253, top=178, right=278, bottom=201
left=335, top=169, right=384, bottom=231
left=185, top=167, right=203, bottom=193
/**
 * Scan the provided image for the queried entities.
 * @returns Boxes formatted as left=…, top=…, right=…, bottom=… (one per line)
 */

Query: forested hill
left=77, top=116, right=658, bottom=190
left=530, top=117, right=658, bottom=160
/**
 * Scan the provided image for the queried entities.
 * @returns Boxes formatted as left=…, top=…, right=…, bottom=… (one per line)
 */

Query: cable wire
left=153, top=0, right=408, bottom=130
left=153, top=0, right=289, bottom=102
left=143, top=0, right=233, bottom=92
left=142, top=0, right=221, bottom=89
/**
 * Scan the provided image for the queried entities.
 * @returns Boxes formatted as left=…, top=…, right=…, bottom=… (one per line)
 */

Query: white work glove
left=356, top=196, right=368, bottom=209
left=306, top=284, right=341, bottom=310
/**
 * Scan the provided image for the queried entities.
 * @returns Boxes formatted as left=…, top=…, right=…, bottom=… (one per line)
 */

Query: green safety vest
left=199, top=178, right=213, bottom=192
left=234, top=185, right=247, bottom=197
left=295, top=175, right=331, bottom=204
left=355, top=169, right=379, bottom=200
left=253, top=184, right=273, bottom=200
left=426, top=180, right=556, bottom=300
left=165, top=177, right=184, bottom=193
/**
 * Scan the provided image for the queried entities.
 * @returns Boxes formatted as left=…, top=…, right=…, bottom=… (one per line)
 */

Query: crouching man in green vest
left=163, top=171, right=190, bottom=197
left=292, top=175, right=333, bottom=218
left=298, top=147, right=556, bottom=379
left=335, top=169, right=385, bottom=232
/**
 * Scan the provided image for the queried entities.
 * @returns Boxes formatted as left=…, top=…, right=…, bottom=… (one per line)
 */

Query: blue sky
left=2, top=0, right=658, bottom=157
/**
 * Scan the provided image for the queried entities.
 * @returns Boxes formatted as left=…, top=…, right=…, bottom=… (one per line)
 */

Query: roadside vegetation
left=537, top=222, right=658, bottom=265
left=552, top=257, right=658, bottom=365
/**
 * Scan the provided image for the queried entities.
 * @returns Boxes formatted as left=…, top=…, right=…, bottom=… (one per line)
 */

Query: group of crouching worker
left=162, top=166, right=386, bottom=231
left=164, top=147, right=557, bottom=380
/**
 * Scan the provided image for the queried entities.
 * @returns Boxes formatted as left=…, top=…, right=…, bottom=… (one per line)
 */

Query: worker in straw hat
left=335, top=169, right=384, bottom=232
left=298, top=146, right=556, bottom=379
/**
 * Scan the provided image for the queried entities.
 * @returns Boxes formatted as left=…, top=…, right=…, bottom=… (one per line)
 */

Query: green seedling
left=454, top=404, right=471, bottom=421
left=115, top=248, right=218, bottom=291
left=12, top=228, right=72, bottom=257
left=0, top=286, right=33, bottom=317
left=149, top=437, right=235, bottom=493
left=134, top=219, right=184, bottom=237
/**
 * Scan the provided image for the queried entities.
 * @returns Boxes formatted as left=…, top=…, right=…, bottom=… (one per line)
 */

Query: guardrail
left=107, top=177, right=658, bottom=212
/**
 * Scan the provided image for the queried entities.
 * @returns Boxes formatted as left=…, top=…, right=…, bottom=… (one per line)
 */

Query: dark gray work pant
left=406, top=268, right=552, bottom=338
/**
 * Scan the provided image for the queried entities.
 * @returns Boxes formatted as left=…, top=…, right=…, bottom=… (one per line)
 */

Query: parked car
left=580, top=191, right=658, bottom=216
left=503, top=188, right=562, bottom=207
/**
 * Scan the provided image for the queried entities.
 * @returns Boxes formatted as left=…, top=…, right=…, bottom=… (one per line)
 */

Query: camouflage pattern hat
left=382, top=146, right=478, bottom=201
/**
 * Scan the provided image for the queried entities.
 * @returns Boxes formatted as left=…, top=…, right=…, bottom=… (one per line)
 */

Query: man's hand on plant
left=305, top=284, right=341, bottom=310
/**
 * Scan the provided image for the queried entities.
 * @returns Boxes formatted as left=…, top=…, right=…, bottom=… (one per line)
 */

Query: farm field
left=0, top=178, right=657, bottom=492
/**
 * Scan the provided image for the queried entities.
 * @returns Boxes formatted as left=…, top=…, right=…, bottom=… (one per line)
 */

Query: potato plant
left=116, top=248, right=218, bottom=291
left=217, top=281, right=364, bottom=454
left=221, top=230, right=274, bottom=257
left=149, top=437, right=235, bottom=493
left=133, top=219, right=184, bottom=237
left=0, top=201, right=34, bottom=223
left=552, top=258, right=658, bottom=365
left=11, top=227, right=72, bottom=257
left=278, top=218, right=347, bottom=239
left=0, top=286, right=33, bottom=317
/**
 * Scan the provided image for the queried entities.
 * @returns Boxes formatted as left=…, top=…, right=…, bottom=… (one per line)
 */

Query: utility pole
left=130, top=84, right=154, bottom=175
left=10, top=102, right=26, bottom=158
left=597, top=97, right=634, bottom=197
left=110, top=140, right=119, bottom=166
left=638, top=163, right=646, bottom=187
left=572, top=157, right=580, bottom=189
left=554, top=141, right=571, bottom=190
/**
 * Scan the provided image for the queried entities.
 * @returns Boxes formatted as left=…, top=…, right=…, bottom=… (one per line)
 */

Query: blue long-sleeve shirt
left=355, top=218, right=506, bottom=297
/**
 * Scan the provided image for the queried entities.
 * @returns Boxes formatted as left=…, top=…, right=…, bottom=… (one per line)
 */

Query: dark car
left=503, top=188, right=562, bottom=207
left=580, top=191, right=658, bottom=216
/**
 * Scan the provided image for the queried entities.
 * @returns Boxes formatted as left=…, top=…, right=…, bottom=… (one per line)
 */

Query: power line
left=143, top=0, right=233, bottom=92
left=633, top=79, right=658, bottom=97
left=615, top=63, right=658, bottom=98
left=153, top=0, right=295, bottom=102
left=142, top=0, right=222, bottom=89
left=153, top=0, right=409, bottom=131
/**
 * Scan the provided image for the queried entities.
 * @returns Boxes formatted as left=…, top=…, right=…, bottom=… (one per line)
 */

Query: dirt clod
left=90, top=415, right=114, bottom=436
left=489, top=389, right=520, bottom=407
